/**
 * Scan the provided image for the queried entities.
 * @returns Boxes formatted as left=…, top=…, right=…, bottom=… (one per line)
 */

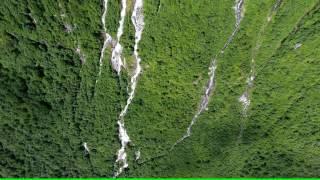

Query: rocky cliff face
left=0, top=0, right=319, bottom=177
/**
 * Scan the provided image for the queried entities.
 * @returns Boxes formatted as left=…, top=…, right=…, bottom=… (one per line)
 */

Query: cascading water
left=110, top=0, right=127, bottom=75
left=135, top=150, right=141, bottom=161
left=83, top=142, right=90, bottom=154
left=268, top=0, right=282, bottom=21
left=96, top=0, right=112, bottom=84
left=114, top=0, right=145, bottom=177
left=171, top=0, right=245, bottom=149
left=239, top=58, right=254, bottom=116
left=235, top=0, right=244, bottom=27
left=238, top=0, right=283, bottom=114
left=171, top=60, right=217, bottom=149
left=221, top=0, right=244, bottom=52
left=239, top=76, right=254, bottom=116
left=76, top=44, right=86, bottom=65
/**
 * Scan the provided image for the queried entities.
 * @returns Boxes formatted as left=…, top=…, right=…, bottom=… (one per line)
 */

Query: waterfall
left=171, top=60, right=217, bottom=149
left=76, top=44, right=86, bottom=65
left=221, top=0, right=244, bottom=52
left=110, top=0, right=127, bottom=75
left=96, top=0, right=113, bottom=84
left=114, top=0, right=145, bottom=177
left=171, top=0, right=245, bottom=149
left=235, top=0, right=244, bottom=27
left=239, top=59, right=254, bottom=116
left=239, top=0, right=283, bottom=114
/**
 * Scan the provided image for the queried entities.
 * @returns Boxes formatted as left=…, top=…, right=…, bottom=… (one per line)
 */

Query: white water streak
left=171, top=0, right=245, bottom=149
left=135, top=150, right=141, bottom=161
left=239, top=90, right=250, bottom=114
left=294, top=43, right=302, bottom=49
left=172, top=60, right=217, bottom=149
left=239, top=59, right=254, bottom=115
left=222, top=0, right=244, bottom=52
left=235, top=0, right=245, bottom=27
left=83, top=142, right=90, bottom=154
left=239, top=0, right=282, bottom=114
left=111, top=0, right=127, bottom=74
left=96, top=0, right=112, bottom=84
left=76, top=45, right=86, bottom=64
left=114, top=0, right=145, bottom=177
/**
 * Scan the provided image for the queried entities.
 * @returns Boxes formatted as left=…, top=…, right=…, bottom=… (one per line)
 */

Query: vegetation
left=0, top=0, right=319, bottom=177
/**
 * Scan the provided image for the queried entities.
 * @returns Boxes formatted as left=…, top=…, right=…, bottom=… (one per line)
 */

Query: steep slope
left=126, top=0, right=320, bottom=177
left=0, top=0, right=319, bottom=177
left=124, top=0, right=236, bottom=164
left=0, top=0, right=121, bottom=176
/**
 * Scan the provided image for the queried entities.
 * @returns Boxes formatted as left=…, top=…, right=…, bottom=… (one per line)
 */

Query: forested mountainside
left=0, top=0, right=319, bottom=177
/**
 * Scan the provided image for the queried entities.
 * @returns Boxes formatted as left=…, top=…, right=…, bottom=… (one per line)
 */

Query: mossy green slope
left=127, top=0, right=320, bottom=177
left=0, top=0, right=319, bottom=177
left=124, top=0, right=236, bottom=162
left=0, top=0, right=121, bottom=177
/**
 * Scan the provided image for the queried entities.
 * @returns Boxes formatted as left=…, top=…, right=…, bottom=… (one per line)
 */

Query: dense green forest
left=0, top=0, right=319, bottom=177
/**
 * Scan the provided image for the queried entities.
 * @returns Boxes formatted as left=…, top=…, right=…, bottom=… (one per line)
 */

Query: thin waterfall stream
left=171, top=0, right=245, bottom=150
left=110, top=0, right=127, bottom=75
left=114, top=0, right=145, bottom=177
left=238, top=0, right=283, bottom=115
left=96, top=0, right=112, bottom=84
left=238, top=0, right=283, bottom=141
